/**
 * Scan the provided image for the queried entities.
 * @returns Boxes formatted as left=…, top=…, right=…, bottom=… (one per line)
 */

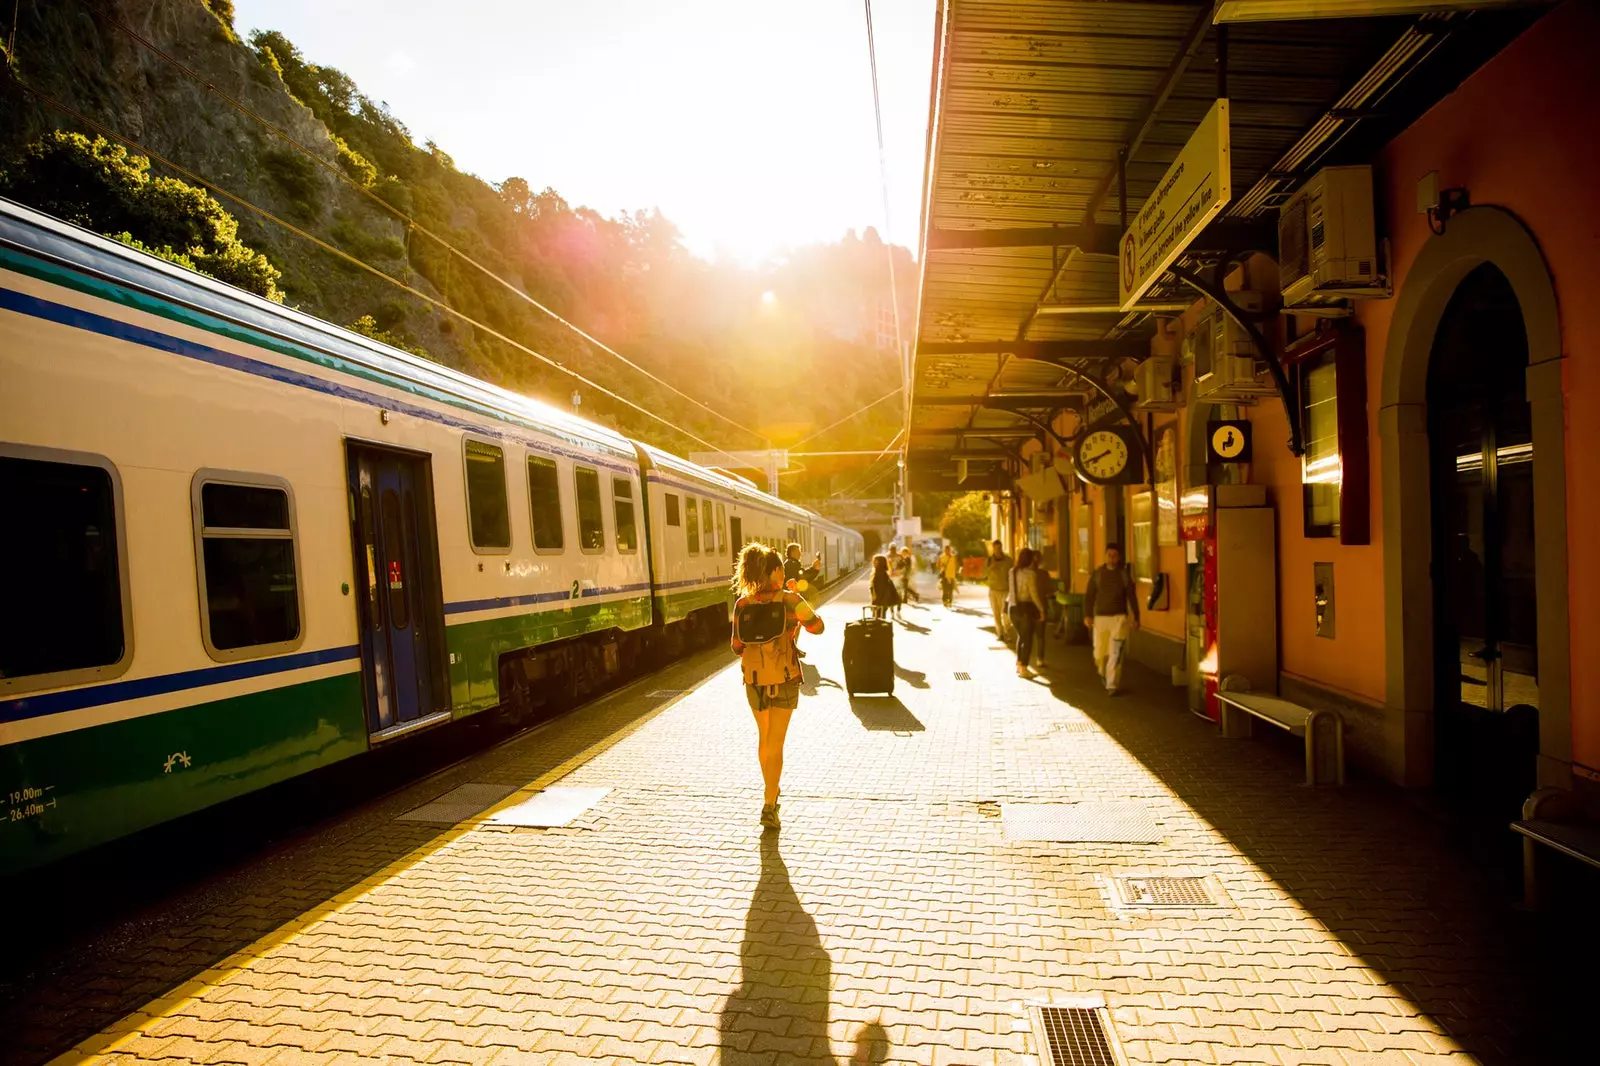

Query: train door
left=347, top=443, right=449, bottom=737
left=730, top=515, right=742, bottom=553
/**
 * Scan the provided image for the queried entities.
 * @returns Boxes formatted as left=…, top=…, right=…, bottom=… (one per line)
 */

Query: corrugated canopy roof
left=908, top=0, right=1544, bottom=487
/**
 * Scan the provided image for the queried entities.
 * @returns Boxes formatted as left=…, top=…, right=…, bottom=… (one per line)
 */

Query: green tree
left=0, top=132, right=283, bottom=301
left=939, top=492, right=993, bottom=558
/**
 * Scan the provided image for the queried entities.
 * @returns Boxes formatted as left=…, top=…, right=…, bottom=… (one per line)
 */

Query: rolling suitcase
left=843, top=607, right=894, bottom=696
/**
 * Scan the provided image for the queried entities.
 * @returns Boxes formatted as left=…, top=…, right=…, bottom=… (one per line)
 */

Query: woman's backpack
left=734, top=594, right=800, bottom=688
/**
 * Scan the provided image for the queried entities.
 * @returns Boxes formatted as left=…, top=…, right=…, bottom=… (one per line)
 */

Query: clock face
left=1077, top=428, right=1130, bottom=483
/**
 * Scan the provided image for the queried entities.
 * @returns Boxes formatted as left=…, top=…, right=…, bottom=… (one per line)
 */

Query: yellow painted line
left=47, top=667, right=729, bottom=1064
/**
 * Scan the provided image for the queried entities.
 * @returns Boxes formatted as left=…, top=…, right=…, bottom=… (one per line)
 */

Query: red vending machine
left=1184, top=485, right=1278, bottom=720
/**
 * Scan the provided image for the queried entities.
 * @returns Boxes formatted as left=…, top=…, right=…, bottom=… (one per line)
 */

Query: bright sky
left=231, top=0, right=936, bottom=263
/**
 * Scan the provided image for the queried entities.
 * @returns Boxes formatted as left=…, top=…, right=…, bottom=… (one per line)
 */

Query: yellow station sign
left=1118, top=98, right=1232, bottom=310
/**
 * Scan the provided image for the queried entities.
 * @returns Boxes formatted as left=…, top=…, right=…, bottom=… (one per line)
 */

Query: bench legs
left=1521, top=835, right=1540, bottom=910
left=1219, top=701, right=1252, bottom=739
left=1305, top=710, right=1346, bottom=787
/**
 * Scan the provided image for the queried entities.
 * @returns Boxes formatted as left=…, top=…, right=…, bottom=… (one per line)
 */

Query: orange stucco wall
left=1351, top=0, right=1600, bottom=771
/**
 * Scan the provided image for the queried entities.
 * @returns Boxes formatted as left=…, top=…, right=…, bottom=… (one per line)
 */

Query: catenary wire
left=15, top=86, right=735, bottom=456
left=862, top=0, right=914, bottom=505
left=88, top=2, right=769, bottom=446
left=787, top=384, right=903, bottom=450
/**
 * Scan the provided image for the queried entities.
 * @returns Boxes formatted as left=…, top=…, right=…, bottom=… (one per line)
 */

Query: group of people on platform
left=982, top=539, right=1140, bottom=694
left=731, top=534, right=1143, bottom=833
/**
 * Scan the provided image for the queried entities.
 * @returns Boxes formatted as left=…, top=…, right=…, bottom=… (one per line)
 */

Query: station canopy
left=908, top=0, right=1548, bottom=490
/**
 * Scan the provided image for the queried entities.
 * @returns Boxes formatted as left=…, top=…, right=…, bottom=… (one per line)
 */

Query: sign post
left=1119, top=98, right=1232, bottom=311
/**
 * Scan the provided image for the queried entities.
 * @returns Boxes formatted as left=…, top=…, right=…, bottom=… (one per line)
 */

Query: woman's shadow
left=719, top=834, right=835, bottom=1062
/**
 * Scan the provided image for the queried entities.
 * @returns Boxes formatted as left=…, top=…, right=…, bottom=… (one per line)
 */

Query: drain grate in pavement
left=397, top=782, right=519, bottom=823
left=953, top=671, right=971, bottom=680
left=486, top=786, right=611, bottom=827
left=1002, top=802, right=1162, bottom=843
left=1027, top=999, right=1126, bottom=1066
left=1114, top=875, right=1213, bottom=907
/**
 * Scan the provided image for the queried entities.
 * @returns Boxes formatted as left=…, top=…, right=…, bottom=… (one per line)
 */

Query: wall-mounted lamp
left=1418, top=171, right=1470, bottom=235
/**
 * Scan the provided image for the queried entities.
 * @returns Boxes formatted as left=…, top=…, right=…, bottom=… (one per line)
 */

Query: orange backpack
left=735, top=593, right=800, bottom=688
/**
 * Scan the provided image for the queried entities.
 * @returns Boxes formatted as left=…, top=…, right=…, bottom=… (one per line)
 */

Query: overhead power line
left=862, top=0, right=914, bottom=504
left=17, top=85, right=733, bottom=456
left=90, top=2, right=767, bottom=446
left=787, top=385, right=903, bottom=450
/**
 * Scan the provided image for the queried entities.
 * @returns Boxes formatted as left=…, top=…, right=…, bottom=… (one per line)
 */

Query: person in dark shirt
left=1084, top=543, right=1140, bottom=695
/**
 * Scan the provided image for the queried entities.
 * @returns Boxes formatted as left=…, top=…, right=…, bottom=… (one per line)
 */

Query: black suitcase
left=843, top=607, right=894, bottom=696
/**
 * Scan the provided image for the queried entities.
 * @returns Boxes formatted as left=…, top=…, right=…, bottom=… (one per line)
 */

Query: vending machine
left=1183, top=485, right=1278, bottom=720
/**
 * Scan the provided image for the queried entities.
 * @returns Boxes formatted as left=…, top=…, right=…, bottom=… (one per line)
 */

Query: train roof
left=0, top=197, right=640, bottom=461
left=0, top=197, right=863, bottom=541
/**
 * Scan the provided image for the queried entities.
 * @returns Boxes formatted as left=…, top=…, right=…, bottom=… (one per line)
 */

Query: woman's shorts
left=746, top=681, right=801, bottom=711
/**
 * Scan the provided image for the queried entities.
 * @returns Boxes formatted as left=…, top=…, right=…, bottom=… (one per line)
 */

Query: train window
left=0, top=448, right=132, bottom=694
left=700, top=497, right=714, bottom=555
left=714, top=503, right=726, bottom=554
left=191, top=470, right=302, bottom=661
left=664, top=493, right=681, bottom=527
left=526, top=455, right=564, bottom=552
left=685, top=497, right=700, bottom=554
left=381, top=489, right=409, bottom=629
left=574, top=466, right=605, bottom=552
left=613, top=478, right=638, bottom=552
left=463, top=438, right=510, bottom=552
left=729, top=516, right=742, bottom=553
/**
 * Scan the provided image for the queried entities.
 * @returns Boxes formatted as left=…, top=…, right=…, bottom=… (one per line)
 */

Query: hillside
left=0, top=0, right=913, bottom=496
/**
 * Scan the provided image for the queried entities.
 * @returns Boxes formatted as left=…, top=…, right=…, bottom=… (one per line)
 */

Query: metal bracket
left=1167, top=263, right=1306, bottom=457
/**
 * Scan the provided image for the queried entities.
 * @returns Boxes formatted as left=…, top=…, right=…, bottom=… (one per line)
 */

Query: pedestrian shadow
left=849, top=1020, right=890, bottom=1064
left=719, top=834, right=834, bottom=1064
left=799, top=662, right=843, bottom=697
left=848, top=695, right=926, bottom=732
left=896, top=618, right=931, bottom=634
left=893, top=664, right=929, bottom=689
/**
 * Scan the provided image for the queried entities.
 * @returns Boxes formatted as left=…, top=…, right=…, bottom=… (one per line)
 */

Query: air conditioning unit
left=1133, top=356, right=1176, bottom=411
left=1279, top=165, right=1385, bottom=306
left=1193, top=294, right=1277, bottom=403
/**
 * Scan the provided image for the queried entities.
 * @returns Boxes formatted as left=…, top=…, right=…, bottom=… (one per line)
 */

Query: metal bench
left=1511, top=788, right=1600, bottom=909
left=1217, top=678, right=1345, bottom=786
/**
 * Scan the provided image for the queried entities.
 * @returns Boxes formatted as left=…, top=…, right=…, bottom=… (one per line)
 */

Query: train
left=0, top=197, right=863, bottom=874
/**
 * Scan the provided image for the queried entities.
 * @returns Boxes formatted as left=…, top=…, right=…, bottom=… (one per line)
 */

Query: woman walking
left=1007, top=548, right=1048, bottom=678
left=731, top=543, right=825, bottom=830
left=937, top=544, right=960, bottom=607
left=869, top=553, right=900, bottom=620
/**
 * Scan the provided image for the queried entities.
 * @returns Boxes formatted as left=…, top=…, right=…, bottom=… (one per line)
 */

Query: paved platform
left=6, top=578, right=1595, bottom=1065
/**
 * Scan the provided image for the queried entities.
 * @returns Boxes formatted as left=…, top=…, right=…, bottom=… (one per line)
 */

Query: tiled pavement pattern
left=10, top=580, right=1597, bottom=1065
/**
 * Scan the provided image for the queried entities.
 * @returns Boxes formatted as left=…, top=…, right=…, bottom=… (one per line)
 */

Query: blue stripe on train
left=0, top=645, right=361, bottom=723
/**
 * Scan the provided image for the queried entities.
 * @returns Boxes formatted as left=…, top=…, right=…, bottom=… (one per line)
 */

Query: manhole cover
left=1108, top=874, right=1230, bottom=910
left=1027, top=997, right=1127, bottom=1066
left=953, top=671, right=972, bottom=681
left=485, top=786, right=611, bottom=827
left=1002, top=802, right=1161, bottom=843
left=397, top=782, right=519, bottom=823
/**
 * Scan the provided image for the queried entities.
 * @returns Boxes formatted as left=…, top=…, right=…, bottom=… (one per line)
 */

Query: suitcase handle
left=861, top=606, right=878, bottom=620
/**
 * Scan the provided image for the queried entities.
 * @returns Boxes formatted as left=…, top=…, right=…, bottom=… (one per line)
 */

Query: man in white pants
left=1084, top=544, right=1140, bottom=695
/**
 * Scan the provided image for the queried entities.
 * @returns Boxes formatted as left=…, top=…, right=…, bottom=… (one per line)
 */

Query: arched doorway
left=1379, top=206, right=1569, bottom=791
left=1426, top=264, right=1540, bottom=803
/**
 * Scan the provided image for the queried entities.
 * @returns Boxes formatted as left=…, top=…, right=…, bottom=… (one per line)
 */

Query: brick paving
left=8, top=578, right=1597, bottom=1065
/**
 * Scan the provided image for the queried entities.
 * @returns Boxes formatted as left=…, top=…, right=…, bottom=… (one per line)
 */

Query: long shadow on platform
left=719, top=834, right=834, bottom=1063
left=1032, top=635, right=1598, bottom=1064
left=848, top=695, right=925, bottom=732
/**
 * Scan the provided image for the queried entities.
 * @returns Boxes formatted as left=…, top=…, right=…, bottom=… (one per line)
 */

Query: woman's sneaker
left=760, top=803, right=781, bottom=830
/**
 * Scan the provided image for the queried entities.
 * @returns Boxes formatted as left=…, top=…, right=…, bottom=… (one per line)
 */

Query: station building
left=908, top=1, right=1597, bottom=799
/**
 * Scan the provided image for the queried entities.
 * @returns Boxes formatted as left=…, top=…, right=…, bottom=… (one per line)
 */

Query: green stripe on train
left=1, top=672, right=365, bottom=875
left=445, top=595, right=653, bottom=712
left=653, top=584, right=732, bottom=626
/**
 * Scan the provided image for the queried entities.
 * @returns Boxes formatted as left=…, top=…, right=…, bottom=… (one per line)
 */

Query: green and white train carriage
left=0, top=198, right=861, bottom=874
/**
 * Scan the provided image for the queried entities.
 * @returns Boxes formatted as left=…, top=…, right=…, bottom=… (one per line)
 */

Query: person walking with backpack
left=732, top=543, right=825, bottom=830
left=1084, top=543, right=1140, bottom=695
